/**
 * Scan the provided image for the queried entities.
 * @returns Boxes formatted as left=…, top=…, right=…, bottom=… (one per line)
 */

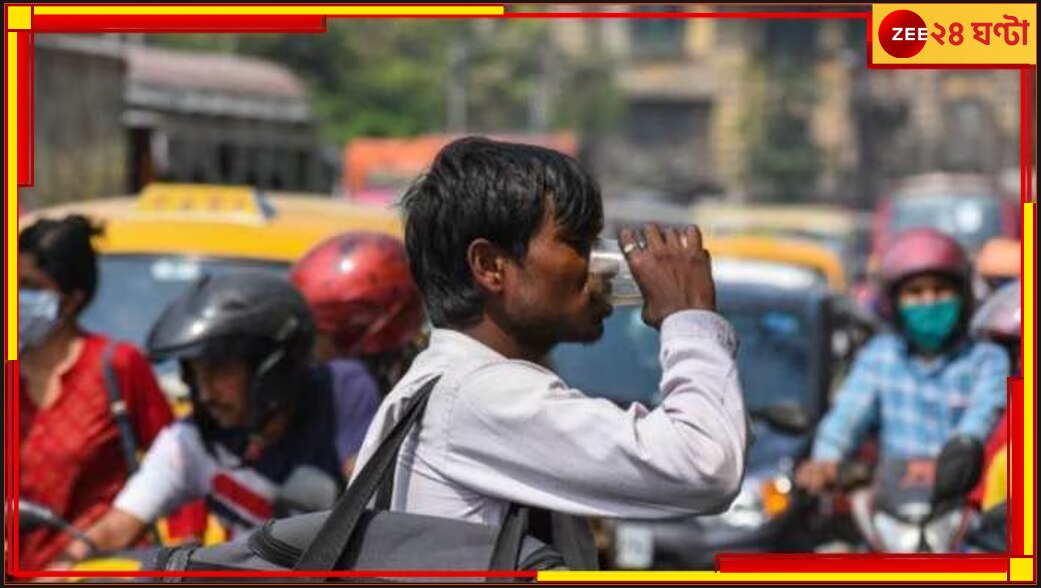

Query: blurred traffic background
left=17, top=3, right=1034, bottom=569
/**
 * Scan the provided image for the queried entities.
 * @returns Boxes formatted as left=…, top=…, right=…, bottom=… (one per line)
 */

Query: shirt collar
left=428, top=328, right=507, bottom=363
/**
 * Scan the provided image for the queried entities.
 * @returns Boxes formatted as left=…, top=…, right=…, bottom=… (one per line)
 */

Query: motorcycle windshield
left=873, top=459, right=934, bottom=523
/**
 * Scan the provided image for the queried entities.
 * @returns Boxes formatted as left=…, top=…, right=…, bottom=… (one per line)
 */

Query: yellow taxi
left=691, top=202, right=869, bottom=244
left=706, top=234, right=849, bottom=292
left=692, top=202, right=871, bottom=280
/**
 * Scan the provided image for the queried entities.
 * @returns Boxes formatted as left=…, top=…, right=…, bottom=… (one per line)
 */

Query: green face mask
left=898, top=298, right=963, bottom=353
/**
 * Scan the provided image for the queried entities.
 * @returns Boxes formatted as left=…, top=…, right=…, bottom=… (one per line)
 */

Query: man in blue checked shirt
left=796, top=228, right=1009, bottom=493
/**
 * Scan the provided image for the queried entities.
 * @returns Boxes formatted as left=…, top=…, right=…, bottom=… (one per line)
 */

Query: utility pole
left=447, top=40, right=468, bottom=133
left=530, top=41, right=554, bottom=133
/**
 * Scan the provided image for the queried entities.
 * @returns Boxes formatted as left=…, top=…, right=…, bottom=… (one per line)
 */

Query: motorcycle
left=820, top=437, right=984, bottom=553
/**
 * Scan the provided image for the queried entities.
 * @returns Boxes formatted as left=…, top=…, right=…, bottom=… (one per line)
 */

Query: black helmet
left=147, top=272, right=316, bottom=444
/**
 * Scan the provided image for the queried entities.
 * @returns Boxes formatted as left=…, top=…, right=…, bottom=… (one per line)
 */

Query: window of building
left=625, top=99, right=710, bottom=147
left=629, top=5, right=687, bottom=59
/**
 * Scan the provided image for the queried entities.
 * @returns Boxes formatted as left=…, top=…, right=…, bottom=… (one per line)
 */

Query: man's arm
left=955, top=343, right=1010, bottom=441
left=63, top=424, right=198, bottom=561
left=57, top=509, right=148, bottom=563
left=809, top=341, right=882, bottom=462
left=441, top=309, right=747, bottom=519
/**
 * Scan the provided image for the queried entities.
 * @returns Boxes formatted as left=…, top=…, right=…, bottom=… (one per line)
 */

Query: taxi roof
left=692, top=202, right=867, bottom=236
left=20, top=185, right=403, bottom=263
left=705, top=234, right=848, bottom=292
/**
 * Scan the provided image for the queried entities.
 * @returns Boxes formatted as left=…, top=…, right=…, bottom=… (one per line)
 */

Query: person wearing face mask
left=796, top=228, right=1009, bottom=494
left=17, top=215, right=175, bottom=569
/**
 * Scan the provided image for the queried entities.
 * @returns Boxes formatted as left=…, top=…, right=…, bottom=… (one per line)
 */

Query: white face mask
left=19, top=289, right=60, bottom=353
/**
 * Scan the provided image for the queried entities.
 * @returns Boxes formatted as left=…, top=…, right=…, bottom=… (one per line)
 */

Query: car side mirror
left=753, top=404, right=813, bottom=435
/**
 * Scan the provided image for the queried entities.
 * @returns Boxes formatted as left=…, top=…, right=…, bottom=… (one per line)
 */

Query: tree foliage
left=149, top=21, right=617, bottom=146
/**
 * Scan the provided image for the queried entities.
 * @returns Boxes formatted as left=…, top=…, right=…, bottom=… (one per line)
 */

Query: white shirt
left=114, top=422, right=280, bottom=536
left=351, top=310, right=748, bottom=526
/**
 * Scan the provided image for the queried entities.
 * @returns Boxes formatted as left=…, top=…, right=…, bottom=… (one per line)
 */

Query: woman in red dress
left=17, top=215, right=174, bottom=570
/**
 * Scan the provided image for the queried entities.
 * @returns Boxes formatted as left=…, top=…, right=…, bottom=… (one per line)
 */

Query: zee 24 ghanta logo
left=879, top=9, right=1030, bottom=58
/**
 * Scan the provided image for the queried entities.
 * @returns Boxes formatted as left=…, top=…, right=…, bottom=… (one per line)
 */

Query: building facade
left=550, top=5, right=1022, bottom=206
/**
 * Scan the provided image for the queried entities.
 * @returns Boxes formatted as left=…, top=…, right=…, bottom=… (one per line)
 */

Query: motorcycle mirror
left=19, top=499, right=60, bottom=532
left=273, top=465, right=339, bottom=517
left=753, top=404, right=813, bottom=435
left=933, top=436, right=984, bottom=506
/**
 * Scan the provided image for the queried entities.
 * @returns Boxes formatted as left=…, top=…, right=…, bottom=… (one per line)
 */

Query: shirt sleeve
left=112, top=342, right=174, bottom=448
left=113, top=424, right=199, bottom=523
left=327, top=360, right=382, bottom=465
left=440, top=310, right=749, bottom=519
left=956, top=343, right=1010, bottom=441
left=811, top=339, right=882, bottom=461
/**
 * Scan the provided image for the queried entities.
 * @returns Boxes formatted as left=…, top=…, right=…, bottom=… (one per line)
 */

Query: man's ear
left=467, top=239, right=507, bottom=294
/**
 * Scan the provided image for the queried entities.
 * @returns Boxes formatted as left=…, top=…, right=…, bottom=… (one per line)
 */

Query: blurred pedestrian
left=975, top=237, right=1020, bottom=300
left=966, top=278, right=1021, bottom=515
left=796, top=228, right=1009, bottom=494
left=18, top=215, right=174, bottom=569
left=291, top=232, right=424, bottom=477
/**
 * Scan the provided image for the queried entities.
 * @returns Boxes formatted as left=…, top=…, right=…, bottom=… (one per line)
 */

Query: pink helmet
left=877, top=228, right=972, bottom=319
left=879, top=228, right=971, bottom=290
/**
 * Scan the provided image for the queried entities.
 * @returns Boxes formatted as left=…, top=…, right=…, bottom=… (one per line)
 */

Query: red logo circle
left=879, top=10, right=928, bottom=58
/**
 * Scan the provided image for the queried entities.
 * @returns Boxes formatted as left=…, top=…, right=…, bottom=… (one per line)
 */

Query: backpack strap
left=102, top=341, right=143, bottom=474
left=292, top=377, right=442, bottom=572
left=101, top=340, right=163, bottom=546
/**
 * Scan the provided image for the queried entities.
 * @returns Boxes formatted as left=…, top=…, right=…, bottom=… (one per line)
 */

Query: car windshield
left=891, top=194, right=1003, bottom=252
left=80, top=254, right=289, bottom=348
left=550, top=299, right=812, bottom=411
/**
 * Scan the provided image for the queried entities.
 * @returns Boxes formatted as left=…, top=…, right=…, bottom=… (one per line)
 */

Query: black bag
left=149, top=376, right=596, bottom=581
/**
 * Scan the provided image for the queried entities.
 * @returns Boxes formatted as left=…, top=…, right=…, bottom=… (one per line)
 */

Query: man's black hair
left=18, top=214, right=104, bottom=312
left=401, top=136, right=603, bottom=329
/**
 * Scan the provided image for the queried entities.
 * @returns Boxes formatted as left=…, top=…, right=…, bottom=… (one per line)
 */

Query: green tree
left=149, top=21, right=617, bottom=146
left=742, top=23, right=824, bottom=202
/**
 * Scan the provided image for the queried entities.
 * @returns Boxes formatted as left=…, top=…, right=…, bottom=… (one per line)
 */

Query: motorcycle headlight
left=711, top=476, right=792, bottom=530
left=873, top=512, right=921, bottom=552
left=760, top=477, right=792, bottom=519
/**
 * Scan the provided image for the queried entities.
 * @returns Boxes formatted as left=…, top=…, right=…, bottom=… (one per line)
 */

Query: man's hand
left=55, top=536, right=95, bottom=564
left=65, top=508, right=148, bottom=562
left=795, top=460, right=839, bottom=494
left=620, top=224, right=716, bottom=329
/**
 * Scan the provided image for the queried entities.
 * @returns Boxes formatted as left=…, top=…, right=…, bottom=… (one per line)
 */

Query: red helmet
left=290, top=232, right=424, bottom=357
left=879, top=228, right=971, bottom=292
